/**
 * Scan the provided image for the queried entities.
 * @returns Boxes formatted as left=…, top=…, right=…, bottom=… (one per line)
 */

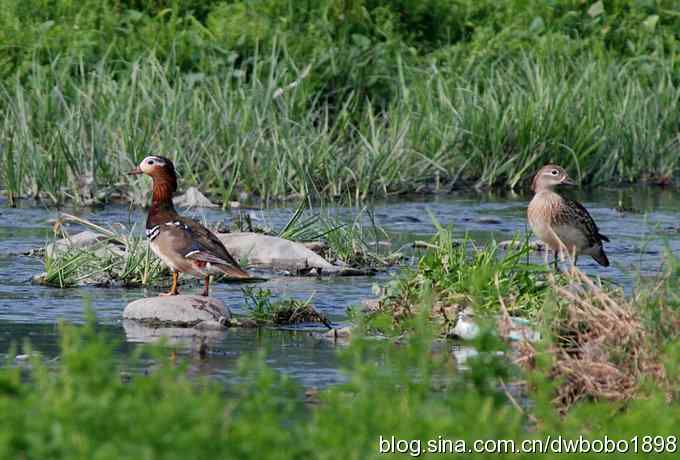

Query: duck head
left=128, top=155, right=177, bottom=210
left=129, top=155, right=177, bottom=187
left=531, top=164, right=576, bottom=192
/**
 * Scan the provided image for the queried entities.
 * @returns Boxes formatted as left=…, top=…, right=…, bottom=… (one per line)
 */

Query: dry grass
left=515, top=268, right=677, bottom=413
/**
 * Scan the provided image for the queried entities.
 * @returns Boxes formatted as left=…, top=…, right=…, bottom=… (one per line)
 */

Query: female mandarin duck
left=129, top=155, right=249, bottom=296
left=527, top=165, right=610, bottom=269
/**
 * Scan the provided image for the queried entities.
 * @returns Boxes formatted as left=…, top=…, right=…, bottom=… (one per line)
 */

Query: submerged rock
left=123, top=295, right=231, bottom=328
left=123, top=320, right=228, bottom=345
left=320, top=326, right=353, bottom=344
left=173, top=187, right=219, bottom=208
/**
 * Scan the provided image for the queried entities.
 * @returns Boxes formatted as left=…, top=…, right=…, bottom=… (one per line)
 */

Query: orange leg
left=201, top=275, right=210, bottom=297
left=160, top=271, right=180, bottom=296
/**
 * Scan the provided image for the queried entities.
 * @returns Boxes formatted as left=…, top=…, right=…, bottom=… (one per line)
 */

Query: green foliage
left=373, top=224, right=547, bottom=336
left=2, top=309, right=680, bottom=459
left=0, top=314, right=301, bottom=459
left=41, top=218, right=165, bottom=288
left=418, top=226, right=547, bottom=315
left=243, top=286, right=325, bottom=326
left=1, top=1, right=680, bottom=200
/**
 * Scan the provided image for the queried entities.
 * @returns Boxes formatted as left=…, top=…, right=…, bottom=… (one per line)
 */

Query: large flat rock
left=218, top=232, right=335, bottom=270
left=123, top=295, right=230, bottom=328
left=35, top=230, right=375, bottom=279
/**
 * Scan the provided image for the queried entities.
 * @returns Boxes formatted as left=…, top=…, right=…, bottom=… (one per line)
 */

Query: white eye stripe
left=143, top=155, right=166, bottom=165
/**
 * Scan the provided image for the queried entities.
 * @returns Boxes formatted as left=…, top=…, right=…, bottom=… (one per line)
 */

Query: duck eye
left=147, top=160, right=154, bottom=165
left=551, top=169, right=558, bottom=175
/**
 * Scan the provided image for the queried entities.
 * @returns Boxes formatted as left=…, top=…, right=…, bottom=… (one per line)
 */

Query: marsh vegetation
left=2, top=1, right=680, bottom=457
left=1, top=1, right=680, bottom=205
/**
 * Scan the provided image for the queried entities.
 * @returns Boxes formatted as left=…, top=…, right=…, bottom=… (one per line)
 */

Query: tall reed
left=1, top=51, right=678, bottom=205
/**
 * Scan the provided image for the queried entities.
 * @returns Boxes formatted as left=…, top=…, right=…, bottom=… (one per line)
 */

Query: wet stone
left=217, top=232, right=335, bottom=271
left=123, top=295, right=231, bottom=328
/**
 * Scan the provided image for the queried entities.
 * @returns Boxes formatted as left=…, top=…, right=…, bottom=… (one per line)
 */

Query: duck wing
left=554, top=198, right=609, bottom=245
left=174, top=216, right=249, bottom=277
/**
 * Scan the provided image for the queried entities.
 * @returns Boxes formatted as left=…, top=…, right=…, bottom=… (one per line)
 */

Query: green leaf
left=529, top=16, right=545, bottom=33
left=642, top=14, right=659, bottom=31
left=351, top=34, right=371, bottom=49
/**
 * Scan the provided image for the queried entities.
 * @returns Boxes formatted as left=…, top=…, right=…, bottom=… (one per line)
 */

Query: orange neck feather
left=151, top=181, right=176, bottom=206
left=147, top=173, right=177, bottom=228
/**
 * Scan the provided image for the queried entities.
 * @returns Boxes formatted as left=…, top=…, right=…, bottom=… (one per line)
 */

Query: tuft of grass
left=40, top=215, right=165, bottom=288
left=233, top=202, right=398, bottom=268
left=320, top=209, right=400, bottom=268
left=242, top=287, right=331, bottom=328
left=2, top=2, right=680, bottom=203
left=367, top=223, right=547, bottom=335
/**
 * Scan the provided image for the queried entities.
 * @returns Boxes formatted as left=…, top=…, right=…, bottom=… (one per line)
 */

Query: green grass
left=2, top=303, right=679, bottom=459
left=363, top=223, right=548, bottom=336
left=38, top=207, right=394, bottom=288
left=41, top=219, right=165, bottom=288
left=243, top=286, right=330, bottom=327
left=1, top=2, right=680, bottom=204
left=2, top=51, right=679, bottom=206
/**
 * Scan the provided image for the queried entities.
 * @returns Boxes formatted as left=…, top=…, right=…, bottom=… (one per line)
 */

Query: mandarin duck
left=129, top=155, right=249, bottom=296
left=527, top=164, right=610, bottom=269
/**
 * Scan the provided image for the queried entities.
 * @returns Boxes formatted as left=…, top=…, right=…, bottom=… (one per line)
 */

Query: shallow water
left=1, top=186, right=678, bottom=386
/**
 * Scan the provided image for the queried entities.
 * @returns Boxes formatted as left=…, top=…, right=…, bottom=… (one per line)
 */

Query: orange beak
left=128, top=166, right=143, bottom=176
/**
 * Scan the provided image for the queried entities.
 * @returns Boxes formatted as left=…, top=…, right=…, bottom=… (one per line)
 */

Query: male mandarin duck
left=527, top=164, right=610, bottom=269
left=129, top=155, right=249, bottom=296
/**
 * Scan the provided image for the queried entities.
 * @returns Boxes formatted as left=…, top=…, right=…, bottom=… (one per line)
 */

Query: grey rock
left=219, top=232, right=375, bottom=276
left=194, top=320, right=227, bottom=331
left=44, top=230, right=110, bottom=257
left=218, top=232, right=334, bottom=270
left=173, top=187, right=219, bottom=208
left=123, top=295, right=231, bottom=328
left=301, top=241, right=328, bottom=254
left=320, top=326, right=353, bottom=344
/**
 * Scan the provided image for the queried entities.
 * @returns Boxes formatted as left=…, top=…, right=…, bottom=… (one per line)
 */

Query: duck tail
left=216, top=263, right=250, bottom=279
